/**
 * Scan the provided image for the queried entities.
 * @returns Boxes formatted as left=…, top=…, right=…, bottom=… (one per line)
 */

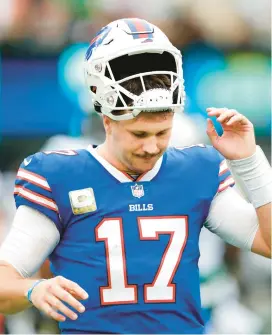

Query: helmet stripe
left=123, top=19, right=153, bottom=39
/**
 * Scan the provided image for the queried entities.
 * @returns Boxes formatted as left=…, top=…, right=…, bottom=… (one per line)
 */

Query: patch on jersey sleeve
left=69, top=188, right=97, bottom=215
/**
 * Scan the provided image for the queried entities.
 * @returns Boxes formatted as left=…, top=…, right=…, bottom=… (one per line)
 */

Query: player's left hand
left=206, top=107, right=256, bottom=160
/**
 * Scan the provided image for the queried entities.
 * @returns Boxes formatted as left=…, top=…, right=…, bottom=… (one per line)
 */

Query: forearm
left=227, top=146, right=272, bottom=257
left=0, top=262, right=35, bottom=314
left=0, top=206, right=60, bottom=313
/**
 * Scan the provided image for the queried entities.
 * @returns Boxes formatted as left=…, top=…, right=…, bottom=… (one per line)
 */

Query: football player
left=0, top=18, right=271, bottom=334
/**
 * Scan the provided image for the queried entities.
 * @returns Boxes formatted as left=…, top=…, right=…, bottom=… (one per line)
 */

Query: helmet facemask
left=86, top=51, right=185, bottom=121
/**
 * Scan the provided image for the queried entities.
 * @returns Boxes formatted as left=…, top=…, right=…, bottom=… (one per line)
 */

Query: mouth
left=134, top=154, right=160, bottom=161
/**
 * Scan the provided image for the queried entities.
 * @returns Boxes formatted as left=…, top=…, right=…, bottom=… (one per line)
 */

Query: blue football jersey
left=14, top=145, right=234, bottom=334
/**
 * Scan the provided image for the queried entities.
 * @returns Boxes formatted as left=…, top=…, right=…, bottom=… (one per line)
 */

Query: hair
left=112, top=74, right=173, bottom=116
left=122, top=74, right=171, bottom=95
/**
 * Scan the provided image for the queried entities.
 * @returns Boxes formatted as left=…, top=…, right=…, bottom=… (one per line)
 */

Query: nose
left=142, top=137, right=160, bottom=156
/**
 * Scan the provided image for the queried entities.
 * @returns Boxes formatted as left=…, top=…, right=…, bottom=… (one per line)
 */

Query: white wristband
left=227, top=146, right=272, bottom=208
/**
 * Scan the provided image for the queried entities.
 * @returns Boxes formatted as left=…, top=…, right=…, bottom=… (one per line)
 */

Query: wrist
left=227, top=146, right=272, bottom=208
left=25, top=279, right=47, bottom=304
left=228, top=147, right=257, bottom=165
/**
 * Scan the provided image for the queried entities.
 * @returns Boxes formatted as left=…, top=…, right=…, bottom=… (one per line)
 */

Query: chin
left=131, top=159, right=157, bottom=174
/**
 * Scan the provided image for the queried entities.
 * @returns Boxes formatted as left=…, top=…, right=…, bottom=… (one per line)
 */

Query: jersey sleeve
left=14, top=153, right=62, bottom=233
left=216, top=152, right=235, bottom=193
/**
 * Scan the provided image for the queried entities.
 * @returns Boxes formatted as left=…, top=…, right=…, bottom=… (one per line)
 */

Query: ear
left=102, top=115, right=113, bottom=135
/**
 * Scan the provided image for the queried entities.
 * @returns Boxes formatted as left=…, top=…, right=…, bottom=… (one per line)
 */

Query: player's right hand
left=30, top=276, right=89, bottom=322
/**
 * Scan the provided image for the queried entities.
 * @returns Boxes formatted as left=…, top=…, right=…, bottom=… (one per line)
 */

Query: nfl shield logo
left=131, top=184, right=144, bottom=198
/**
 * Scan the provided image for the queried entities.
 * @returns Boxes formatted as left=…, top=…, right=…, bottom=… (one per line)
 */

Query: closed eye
left=157, top=130, right=168, bottom=136
left=132, top=132, right=148, bottom=138
left=131, top=128, right=170, bottom=138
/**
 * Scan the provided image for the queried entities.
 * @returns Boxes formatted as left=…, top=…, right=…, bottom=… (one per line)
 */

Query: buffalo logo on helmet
left=85, top=26, right=112, bottom=61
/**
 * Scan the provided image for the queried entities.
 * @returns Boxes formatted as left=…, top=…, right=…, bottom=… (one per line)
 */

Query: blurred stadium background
left=0, top=0, right=271, bottom=333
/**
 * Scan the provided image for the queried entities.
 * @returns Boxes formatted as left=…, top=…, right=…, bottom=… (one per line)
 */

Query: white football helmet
left=84, top=18, right=185, bottom=120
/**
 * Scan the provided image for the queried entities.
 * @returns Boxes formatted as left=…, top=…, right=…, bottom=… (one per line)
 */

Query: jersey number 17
left=95, top=216, right=188, bottom=305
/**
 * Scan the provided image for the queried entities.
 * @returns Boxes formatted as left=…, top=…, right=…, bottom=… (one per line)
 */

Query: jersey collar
left=87, top=145, right=163, bottom=183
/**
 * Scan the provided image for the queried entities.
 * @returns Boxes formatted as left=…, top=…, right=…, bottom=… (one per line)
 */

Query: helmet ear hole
left=91, top=86, right=97, bottom=93
left=94, top=101, right=102, bottom=113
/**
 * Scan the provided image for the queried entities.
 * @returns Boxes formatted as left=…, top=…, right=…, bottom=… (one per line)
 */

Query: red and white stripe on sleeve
left=16, top=168, right=51, bottom=191
left=14, top=168, right=59, bottom=213
left=217, top=160, right=235, bottom=193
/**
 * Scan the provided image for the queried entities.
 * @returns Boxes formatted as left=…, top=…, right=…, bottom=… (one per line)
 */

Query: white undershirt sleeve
left=0, top=205, right=60, bottom=278
left=204, top=187, right=259, bottom=250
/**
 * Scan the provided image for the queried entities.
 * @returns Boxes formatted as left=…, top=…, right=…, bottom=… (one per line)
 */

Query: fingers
left=226, top=114, right=247, bottom=126
left=31, top=276, right=88, bottom=323
left=42, top=302, right=66, bottom=322
left=207, top=107, right=250, bottom=127
left=217, top=110, right=237, bottom=124
left=46, top=294, right=78, bottom=321
left=56, top=276, right=89, bottom=300
left=206, top=118, right=219, bottom=145
left=207, top=107, right=236, bottom=123
left=48, top=284, right=86, bottom=314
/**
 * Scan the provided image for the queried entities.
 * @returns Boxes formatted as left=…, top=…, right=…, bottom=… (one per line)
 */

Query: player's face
left=105, top=112, right=174, bottom=174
